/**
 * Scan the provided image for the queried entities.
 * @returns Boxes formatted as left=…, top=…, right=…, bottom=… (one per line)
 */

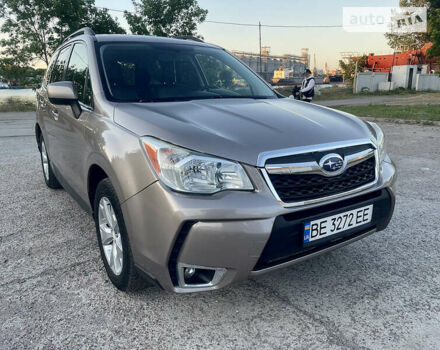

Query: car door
left=45, top=44, right=72, bottom=166
left=51, top=41, right=93, bottom=201
left=36, top=50, right=58, bottom=142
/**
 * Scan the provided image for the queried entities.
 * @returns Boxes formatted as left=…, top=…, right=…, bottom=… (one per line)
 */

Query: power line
left=95, top=6, right=343, bottom=28
left=205, top=20, right=343, bottom=28
left=206, top=20, right=259, bottom=27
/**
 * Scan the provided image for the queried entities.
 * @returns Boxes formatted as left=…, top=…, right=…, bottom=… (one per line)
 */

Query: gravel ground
left=1, top=113, right=439, bottom=349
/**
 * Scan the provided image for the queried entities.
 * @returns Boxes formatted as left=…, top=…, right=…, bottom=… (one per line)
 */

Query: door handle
left=51, top=109, right=59, bottom=120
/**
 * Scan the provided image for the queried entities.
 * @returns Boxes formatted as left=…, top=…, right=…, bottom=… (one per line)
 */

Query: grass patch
left=276, top=86, right=355, bottom=100
left=314, top=87, right=354, bottom=100
left=276, top=86, right=431, bottom=101
left=334, top=104, right=440, bottom=121
left=0, top=97, right=36, bottom=112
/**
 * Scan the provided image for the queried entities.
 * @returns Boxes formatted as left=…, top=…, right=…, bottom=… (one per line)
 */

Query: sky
left=96, top=0, right=401, bottom=70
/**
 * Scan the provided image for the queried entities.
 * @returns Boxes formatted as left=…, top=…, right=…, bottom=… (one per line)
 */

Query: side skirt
left=51, top=163, right=93, bottom=216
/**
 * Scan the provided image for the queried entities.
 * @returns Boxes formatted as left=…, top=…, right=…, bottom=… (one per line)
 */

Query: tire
left=93, top=178, right=146, bottom=291
left=38, top=135, right=62, bottom=189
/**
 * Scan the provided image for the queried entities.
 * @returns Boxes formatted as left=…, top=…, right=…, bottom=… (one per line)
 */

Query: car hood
left=114, top=98, right=373, bottom=166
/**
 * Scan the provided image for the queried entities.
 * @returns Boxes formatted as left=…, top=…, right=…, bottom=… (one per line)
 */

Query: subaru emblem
left=319, top=153, right=345, bottom=176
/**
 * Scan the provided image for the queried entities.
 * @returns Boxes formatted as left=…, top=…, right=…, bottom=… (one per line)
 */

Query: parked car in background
left=35, top=28, right=396, bottom=293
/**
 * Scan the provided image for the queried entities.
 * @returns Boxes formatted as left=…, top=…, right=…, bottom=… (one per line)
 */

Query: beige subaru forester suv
left=36, top=28, right=396, bottom=293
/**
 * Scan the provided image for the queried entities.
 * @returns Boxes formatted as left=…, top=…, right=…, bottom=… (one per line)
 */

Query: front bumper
left=121, top=160, right=396, bottom=293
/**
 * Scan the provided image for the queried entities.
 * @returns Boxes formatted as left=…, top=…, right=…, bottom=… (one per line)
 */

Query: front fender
left=84, top=114, right=157, bottom=204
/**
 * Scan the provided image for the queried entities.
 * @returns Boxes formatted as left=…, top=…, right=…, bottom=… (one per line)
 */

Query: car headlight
left=140, top=137, right=254, bottom=194
left=367, top=122, right=386, bottom=163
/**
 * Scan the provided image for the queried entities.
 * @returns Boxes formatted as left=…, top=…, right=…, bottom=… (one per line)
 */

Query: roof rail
left=173, top=35, right=204, bottom=43
left=63, top=27, right=95, bottom=43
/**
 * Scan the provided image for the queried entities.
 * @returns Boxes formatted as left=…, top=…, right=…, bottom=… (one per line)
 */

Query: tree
left=82, top=6, right=127, bottom=35
left=0, top=0, right=125, bottom=66
left=427, top=0, right=440, bottom=59
left=125, top=0, right=208, bottom=37
left=386, top=33, right=428, bottom=50
left=339, top=55, right=368, bottom=82
left=0, top=58, right=45, bottom=86
left=0, top=58, right=30, bottom=82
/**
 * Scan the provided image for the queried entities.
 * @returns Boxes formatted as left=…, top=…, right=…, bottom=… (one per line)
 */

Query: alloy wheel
left=98, top=197, right=123, bottom=275
left=41, top=140, right=49, bottom=180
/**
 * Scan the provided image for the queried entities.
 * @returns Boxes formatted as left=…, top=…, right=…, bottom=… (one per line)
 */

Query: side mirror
left=47, top=81, right=81, bottom=118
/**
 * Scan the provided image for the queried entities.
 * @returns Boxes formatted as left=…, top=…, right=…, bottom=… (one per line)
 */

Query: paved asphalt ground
left=1, top=112, right=439, bottom=349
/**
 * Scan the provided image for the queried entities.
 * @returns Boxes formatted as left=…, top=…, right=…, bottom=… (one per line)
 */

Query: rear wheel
left=94, top=178, right=146, bottom=291
left=39, top=136, right=61, bottom=189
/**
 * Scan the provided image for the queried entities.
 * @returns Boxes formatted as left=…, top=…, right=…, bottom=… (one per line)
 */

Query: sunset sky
left=96, top=0, right=401, bottom=70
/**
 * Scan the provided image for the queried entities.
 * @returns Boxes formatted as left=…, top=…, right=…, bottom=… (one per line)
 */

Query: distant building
left=347, top=43, right=438, bottom=73
left=232, top=48, right=308, bottom=83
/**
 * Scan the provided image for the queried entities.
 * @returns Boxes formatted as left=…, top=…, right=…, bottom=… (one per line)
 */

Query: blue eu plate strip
left=304, top=222, right=311, bottom=243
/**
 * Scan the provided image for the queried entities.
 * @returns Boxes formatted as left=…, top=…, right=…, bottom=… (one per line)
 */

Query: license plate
left=304, top=205, right=373, bottom=243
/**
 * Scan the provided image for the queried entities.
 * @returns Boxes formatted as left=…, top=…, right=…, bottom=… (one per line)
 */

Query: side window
left=196, top=54, right=250, bottom=93
left=65, top=43, right=92, bottom=106
left=44, top=52, right=58, bottom=87
left=50, top=46, right=71, bottom=83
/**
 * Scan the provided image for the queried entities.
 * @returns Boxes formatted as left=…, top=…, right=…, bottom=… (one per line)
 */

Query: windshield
left=98, top=42, right=278, bottom=102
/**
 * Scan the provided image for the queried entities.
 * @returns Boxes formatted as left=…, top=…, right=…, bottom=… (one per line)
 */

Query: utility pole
left=314, top=53, right=317, bottom=76
left=259, top=21, right=262, bottom=74
left=353, top=60, right=358, bottom=94
left=389, top=50, right=396, bottom=92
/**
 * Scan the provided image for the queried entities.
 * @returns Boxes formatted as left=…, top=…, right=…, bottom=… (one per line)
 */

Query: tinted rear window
left=66, top=43, right=93, bottom=106
left=50, top=46, right=71, bottom=83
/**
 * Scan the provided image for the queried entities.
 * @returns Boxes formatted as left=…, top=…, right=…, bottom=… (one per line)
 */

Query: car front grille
left=268, top=157, right=375, bottom=202
left=263, top=143, right=377, bottom=204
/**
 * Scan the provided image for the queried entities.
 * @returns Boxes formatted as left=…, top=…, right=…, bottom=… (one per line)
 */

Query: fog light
left=177, top=263, right=226, bottom=289
left=184, top=267, right=196, bottom=279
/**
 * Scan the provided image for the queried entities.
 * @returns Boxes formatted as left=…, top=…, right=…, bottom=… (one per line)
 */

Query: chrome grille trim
left=257, top=138, right=374, bottom=167
left=260, top=140, right=379, bottom=208
left=266, top=148, right=375, bottom=176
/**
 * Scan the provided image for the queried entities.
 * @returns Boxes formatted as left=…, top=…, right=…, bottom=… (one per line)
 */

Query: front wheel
left=38, top=136, right=61, bottom=189
left=94, top=178, right=146, bottom=291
